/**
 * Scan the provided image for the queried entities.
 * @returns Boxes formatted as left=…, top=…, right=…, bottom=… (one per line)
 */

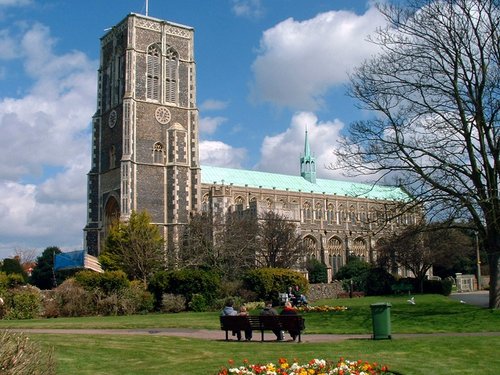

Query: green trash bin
left=370, top=302, right=392, bottom=340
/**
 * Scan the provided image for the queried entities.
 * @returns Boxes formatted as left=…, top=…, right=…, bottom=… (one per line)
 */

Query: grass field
left=1, top=294, right=499, bottom=374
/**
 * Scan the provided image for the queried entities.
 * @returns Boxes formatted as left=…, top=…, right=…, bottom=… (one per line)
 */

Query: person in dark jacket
left=280, top=301, right=300, bottom=341
left=260, top=301, right=283, bottom=340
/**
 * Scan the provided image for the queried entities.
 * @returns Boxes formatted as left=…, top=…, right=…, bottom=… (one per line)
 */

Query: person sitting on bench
left=260, top=301, right=283, bottom=340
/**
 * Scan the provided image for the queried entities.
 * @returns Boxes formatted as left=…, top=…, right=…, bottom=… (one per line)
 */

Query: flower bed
left=217, top=357, right=394, bottom=375
left=295, top=305, right=348, bottom=313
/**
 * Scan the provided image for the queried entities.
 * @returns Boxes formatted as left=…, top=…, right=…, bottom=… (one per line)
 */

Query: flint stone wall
left=307, top=282, right=344, bottom=302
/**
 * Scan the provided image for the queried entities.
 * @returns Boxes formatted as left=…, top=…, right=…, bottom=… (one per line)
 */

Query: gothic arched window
left=165, top=46, right=179, bottom=104
left=315, top=202, right=322, bottom=220
left=109, top=145, right=116, bottom=169
left=147, top=44, right=161, bottom=101
left=303, top=201, right=312, bottom=221
left=153, top=142, right=165, bottom=164
left=327, top=203, right=334, bottom=223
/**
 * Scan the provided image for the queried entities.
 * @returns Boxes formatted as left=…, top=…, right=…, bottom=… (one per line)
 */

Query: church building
left=84, top=13, right=417, bottom=280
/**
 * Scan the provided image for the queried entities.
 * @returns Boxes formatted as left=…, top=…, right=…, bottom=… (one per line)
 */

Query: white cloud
left=200, top=140, right=247, bottom=168
left=0, top=22, right=96, bottom=259
left=199, top=116, right=227, bottom=135
left=231, top=0, right=264, bottom=19
left=0, top=0, right=32, bottom=6
left=254, top=111, right=347, bottom=179
left=200, top=99, right=229, bottom=111
left=250, top=5, right=385, bottom=110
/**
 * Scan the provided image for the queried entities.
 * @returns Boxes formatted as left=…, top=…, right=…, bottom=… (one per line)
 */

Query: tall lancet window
left=153, top=142, right=165, bottom=164
left=165, top=46, right=179, bottom=104
left=146, top=44, right=161, bottom=101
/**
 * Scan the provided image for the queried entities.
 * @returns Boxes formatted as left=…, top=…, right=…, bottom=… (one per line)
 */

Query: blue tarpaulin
left=54, top=250, right=85, bottom=270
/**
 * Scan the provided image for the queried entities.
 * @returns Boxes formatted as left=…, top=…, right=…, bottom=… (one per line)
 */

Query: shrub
left=188, top=293, right=207, bottom=312
left=119, top=280, right=154, bottom=314
left=75, top=270, right=130, bottom=295
left=364, top=268, right=396, bottom=296
left=3, top=286, right=43, bottom=320
left=161, top=293, right=186, bottom=313
left=0, top=331, right=55, bottom=374
left=243, top=268, right=308, bottom=303
left=306, top=259, right=328, bottom=283
left=212, top=295, right=245, bottom=311
left=148, top=271, right=171, bottom=309
left=41, top=290, right=60, bottom=318
left=150, top=269, right=220, bottom=308
left=335, top=259, right=372, bottom=293
left=243, top=301, right=265, bottom=312
left=424, top=279, right=453, bottom=296
left=53, top=278, right=93, bottom=317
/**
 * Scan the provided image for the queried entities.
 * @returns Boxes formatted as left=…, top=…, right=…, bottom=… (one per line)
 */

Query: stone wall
left=307, top=282, right=344, bottom=302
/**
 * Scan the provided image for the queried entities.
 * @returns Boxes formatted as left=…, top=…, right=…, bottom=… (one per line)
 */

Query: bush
left=119, top=280, right=154, bottom=314
left=364, top=268, right=396, bottom=296
left=161, top=293, right=186, bottom=313
left=242, top=268, right=308, bottom=304
left=53, top=279, right=93, bottom=317
left=212, top=295, right=245, bottom=312
left=41, top=290, right=60, bottom=318
left=150, top=269, right=220, bottom=308
left=148, top=271, right=171, bottom=309
left=424, top=279, right=453, bottom=296
left=335, top=259, right=372, bottom=293
left=75, top=270, right=130, bottom=295
left=306, top=259, right=328, bottom=284
left=3, top=286, right=43, bottom=320
left=0, top=331, right=55, bottom=374
left=188, top=293, right=207, bottom=312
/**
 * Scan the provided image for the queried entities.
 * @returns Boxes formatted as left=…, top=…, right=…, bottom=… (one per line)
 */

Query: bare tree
left=336, top=0, right=500, bottom=308
left=256, top=211, right=306, bottom=269
left=179, top=212, right=258, bottom=280
left=13, top=248, right=38, bottom=266
left=377, top=223, right=473, bottom=292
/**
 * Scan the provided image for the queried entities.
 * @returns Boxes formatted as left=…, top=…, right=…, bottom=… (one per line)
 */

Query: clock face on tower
left=108, top=110, right=117, bottom=128
left=155, top=106, right=171, bottom=124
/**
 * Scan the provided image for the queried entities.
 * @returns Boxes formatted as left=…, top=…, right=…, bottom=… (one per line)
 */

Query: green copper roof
left=201, top=165, right=409, bottom=201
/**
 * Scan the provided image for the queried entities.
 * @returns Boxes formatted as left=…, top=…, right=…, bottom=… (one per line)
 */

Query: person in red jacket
left=280, top=301, right=300, bottom=341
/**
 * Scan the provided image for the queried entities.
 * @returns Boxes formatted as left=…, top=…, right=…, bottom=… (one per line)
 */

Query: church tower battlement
left=84, top=13, right=200, bottom=263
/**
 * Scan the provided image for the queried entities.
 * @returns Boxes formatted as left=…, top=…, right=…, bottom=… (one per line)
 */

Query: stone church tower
left=84, top=13, right=200, bottom=263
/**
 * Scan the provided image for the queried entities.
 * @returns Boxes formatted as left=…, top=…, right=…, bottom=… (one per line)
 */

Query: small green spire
left=300, top=128, right=316, bottom=184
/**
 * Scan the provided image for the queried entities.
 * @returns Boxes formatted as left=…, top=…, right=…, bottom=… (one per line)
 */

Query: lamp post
left=475, top=232, right=482, bottom=290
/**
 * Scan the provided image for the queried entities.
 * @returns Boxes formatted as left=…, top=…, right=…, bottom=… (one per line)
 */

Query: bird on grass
left=407, top=297, right=415, bottom=305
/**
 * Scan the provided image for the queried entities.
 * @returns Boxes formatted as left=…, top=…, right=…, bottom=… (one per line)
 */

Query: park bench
left=220, top=315, right=305, bottom=342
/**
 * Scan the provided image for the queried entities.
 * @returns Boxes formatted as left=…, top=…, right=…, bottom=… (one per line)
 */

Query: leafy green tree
left=0, top=258, right=27, bottom=281
left=100, top=211, right=165, bottom=285
left=29, top=247, right=74, bottom=290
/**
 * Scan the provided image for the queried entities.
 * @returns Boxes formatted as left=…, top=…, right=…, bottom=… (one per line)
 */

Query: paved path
left=449, top=291, right=489, bottom=308
left=8, top=328, right=500, bottom=343
left=5, top=291, right=496, bottom=343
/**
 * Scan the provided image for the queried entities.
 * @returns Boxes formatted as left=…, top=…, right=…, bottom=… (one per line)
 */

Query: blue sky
left=0, top=0, right=388, bottom=259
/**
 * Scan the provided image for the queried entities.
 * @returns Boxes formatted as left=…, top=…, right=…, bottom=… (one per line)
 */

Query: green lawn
left=29, top=334, right=500, bottom=374
left=1, top=294, right=499, bottom=374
